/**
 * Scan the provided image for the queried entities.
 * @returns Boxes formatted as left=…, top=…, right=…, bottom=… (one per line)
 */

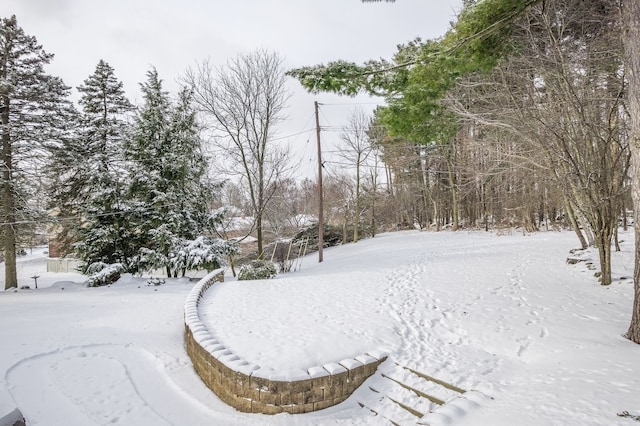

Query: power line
left=319, top=102, right=383, bottom=106
left=271, top=128, right=315, bottom=141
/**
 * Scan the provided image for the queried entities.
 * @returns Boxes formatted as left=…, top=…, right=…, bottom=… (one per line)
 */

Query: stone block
left=289, top=378, right=312, bottom=394
left=306, top=386, right=325, bottom=402
left=331, top=370, right=349, bottom=388
left=214, top=383, right=235, bottom=406
left=211, top=348, right=232, bottom=360
left=245, top=385, right=261, bottom=402
left=347, top=365, right=368, bottom=386
left=250, top=366, right=276, bottom=381
left=236, top=363, right=260, bottom=377
left=282, top=402, right=315, bottom=414
left=209, top=367, right=223, bottom=386
left=280, top=392, right=293, bottom=405
left=288, top=390, right=313, bottom=405
left=260, top=403, right=284, bottom=415
left=204, top=343, right=225, bottom=354
left=225, top=375, right=243, bottom=397
left=363, top=360, right=380, bottom=377
left=339, top=358, right=363, bottom=370
left=268, top=380, right=291, bottom=395
left=259, top=389, right=281, bottom=406
left=323, top=362, right=347, bottom=375
left=249, top=375, right=270, bottom=394
left=308, top=366, right=330, bottom=379
left=366, top=349, right=388, bottom=361
left=234, top=397, right=252, bottom=413
left=217, top=361, right=236, bottom=383
left=313, top=396, right=347, bottom=411
left=311, top=374, right=332, bottom=394
left=323, top=382, right=342, bottom=400
left=218, top=353, right=240, bottom=365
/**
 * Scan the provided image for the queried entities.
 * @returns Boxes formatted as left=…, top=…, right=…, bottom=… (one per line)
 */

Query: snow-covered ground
left=1, top=229, right=639, bottom=425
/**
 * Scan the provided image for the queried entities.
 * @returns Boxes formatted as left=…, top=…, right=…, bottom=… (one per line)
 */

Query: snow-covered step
left=380, top=379, right=435, bottom=419
left=360, top=362, right=489, bottom=425
left=359, top=386, right=422, bottom=426
left=396, top=364, right=467, bottom=394
left=385, top=364, right=462, bottom=404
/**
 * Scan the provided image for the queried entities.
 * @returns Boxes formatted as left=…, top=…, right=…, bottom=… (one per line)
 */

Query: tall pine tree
left=1, top=15, right=72, bottom=289
left=54, top=60, right=135, bottom=270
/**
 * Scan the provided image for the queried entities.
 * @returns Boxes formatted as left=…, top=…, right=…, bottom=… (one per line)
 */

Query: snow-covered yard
left=1, top=229, right=639, bottom=425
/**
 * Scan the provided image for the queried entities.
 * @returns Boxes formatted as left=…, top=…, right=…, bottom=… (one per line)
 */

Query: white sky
left=1, top=0, right=463, bottom=178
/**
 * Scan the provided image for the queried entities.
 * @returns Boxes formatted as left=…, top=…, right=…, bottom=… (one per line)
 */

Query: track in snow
left=4, top=344, right=239, bottom=426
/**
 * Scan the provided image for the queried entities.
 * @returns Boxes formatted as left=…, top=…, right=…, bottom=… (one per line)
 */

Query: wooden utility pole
left=315, top=101, right=324, bottom=262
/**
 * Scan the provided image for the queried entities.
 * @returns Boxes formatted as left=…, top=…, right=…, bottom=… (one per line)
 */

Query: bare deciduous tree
left=338, top=108, right=374, bottom=242
left=185, top=50, right=291, bottom=256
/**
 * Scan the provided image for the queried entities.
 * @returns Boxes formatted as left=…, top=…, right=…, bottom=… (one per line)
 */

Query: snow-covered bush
left=169, top=236, right=238, bottom=274
left=133, top=247, right=168, bottom=275
left=129, top=236, right=237, bottom=277
left=84, top=262, right=125, bottom=287
left=237, top=260, right=277, bottom=281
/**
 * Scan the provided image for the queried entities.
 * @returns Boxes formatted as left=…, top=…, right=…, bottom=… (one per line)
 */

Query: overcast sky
left=1, top=0, right=462, bottom=178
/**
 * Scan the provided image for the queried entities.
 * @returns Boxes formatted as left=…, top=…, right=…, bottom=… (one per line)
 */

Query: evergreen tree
left=1, top=15, right=72, bottom=289
left=48, top=60, right=134, bottom=270
left=77, top=60, right=133, bottom=173
left=126, top=69, right=224, bottom=276
left=124, top=68, right=172, bottom=273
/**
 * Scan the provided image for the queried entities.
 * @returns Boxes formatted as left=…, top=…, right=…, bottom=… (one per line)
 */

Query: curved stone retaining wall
left=184, top=270, right=387, bottom=414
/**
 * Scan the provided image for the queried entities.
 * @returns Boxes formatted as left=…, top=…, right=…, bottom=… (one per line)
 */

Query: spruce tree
left=1, top=15, right=72, bottom=289
left=75, top=61, right=134, bottom=269
left=126, top=69, right=221, bottom=276
left=124, top=68, right=172, bottom=273
left=48, top=60, right=134, bottom=271
left=77, top=60, right=133, bottom=174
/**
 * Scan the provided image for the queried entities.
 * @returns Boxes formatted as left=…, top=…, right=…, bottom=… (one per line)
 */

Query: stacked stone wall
left=184, top=270, right=387, bottom=414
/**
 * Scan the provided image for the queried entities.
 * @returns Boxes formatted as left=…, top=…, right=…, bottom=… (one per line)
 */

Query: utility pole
left=315, top=101, right=324, bottom=263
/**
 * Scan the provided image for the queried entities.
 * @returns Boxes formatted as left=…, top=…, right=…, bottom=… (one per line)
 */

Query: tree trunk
left=256, top=157, right=265, bottom=257
left=623, top=0, right=640, bottom=343
left=354, top=159, right=360, bottom=243
left=447, top=165, right=460, bottom=230
left=342, top=207, right=348, bottom=244
left=622, top=197, right=628, bottom=231
left=256, top=212, right=263, bottom=258
left=565, top=199, right=588, bottom=250
left=595, top=227, right=613, bottom=286
left=229, top=255, right=236, bottom=277
left=1, top=90, right=17, bottom=289
left=371, top=187, right=376, bottom=238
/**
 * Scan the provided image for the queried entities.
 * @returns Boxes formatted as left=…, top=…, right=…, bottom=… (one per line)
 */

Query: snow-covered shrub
left=127, top=236, right=237, bottom=277
left=169, top=236, right=238, bottom=274
left=84, top=262, right=125, bottom=287
left=133, top=247, right=168, bottom=274
left=237, top=260, right=277, bottom=281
